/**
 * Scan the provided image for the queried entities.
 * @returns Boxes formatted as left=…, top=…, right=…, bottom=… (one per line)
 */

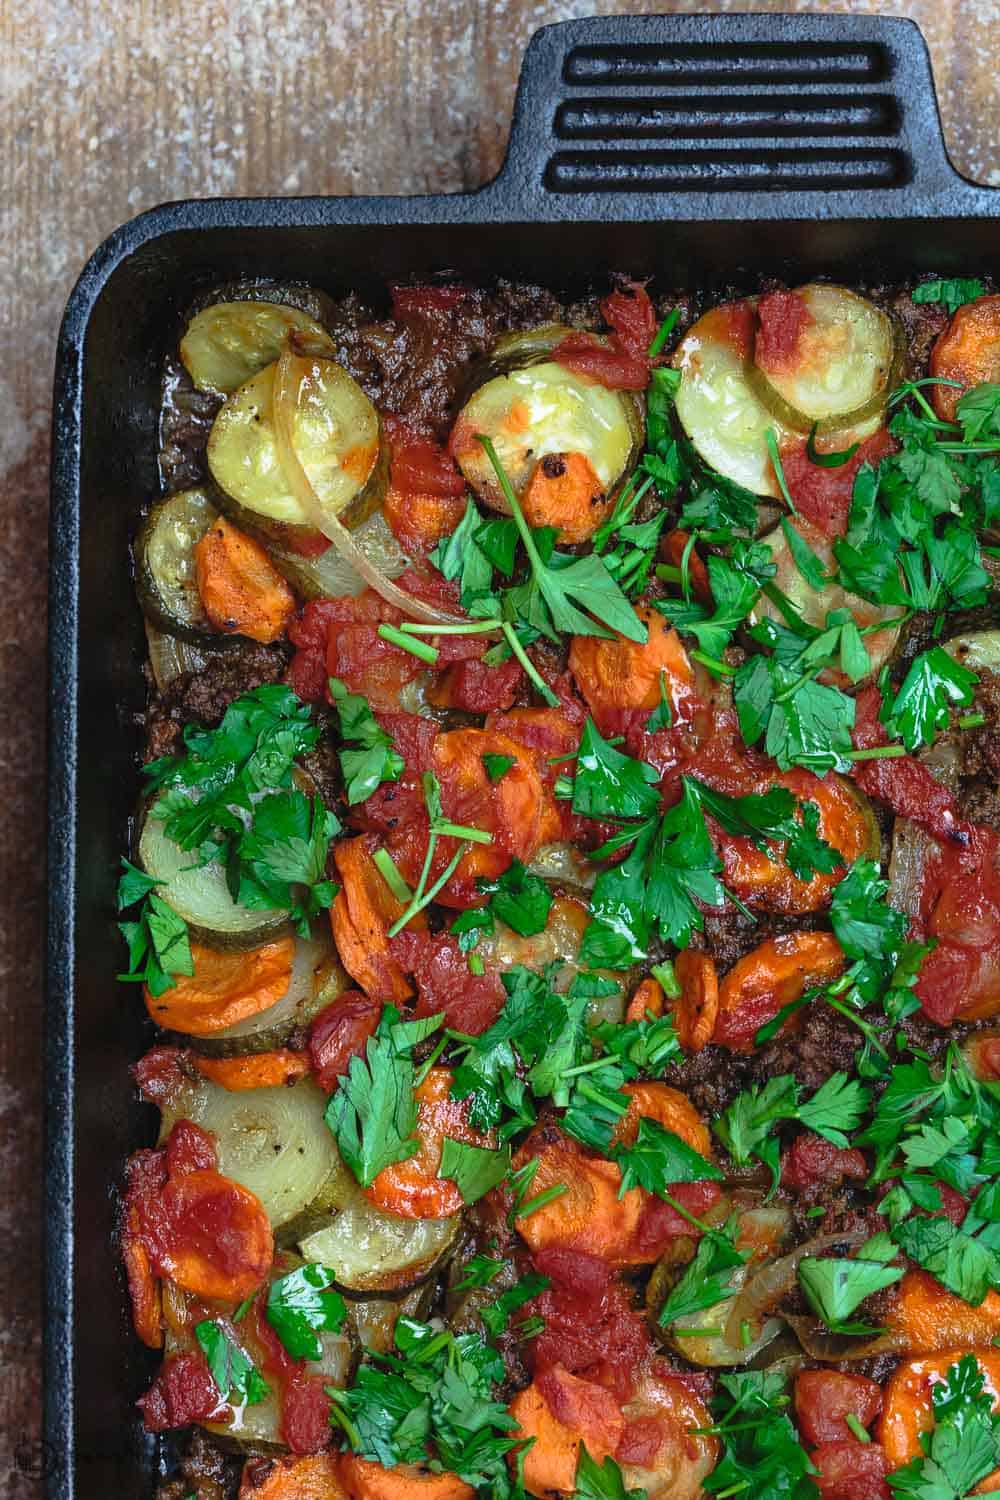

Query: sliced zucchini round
left=138, top=806, right=291, bottom=950
left=270, top=508, right=408, bottom=601
left=298, top=1190, right=461, bottom=1298
left=749, top=284, right=901, bottom=430
left=673, top=304, right=795, bottom=499
left=135, top=488, right=221, bottom=639
left=190, top=930, right=349, bottom=1058
left=159, top=1076, right=340, bottom=1233
left=752, top=518, right=905, bottom=677
left=207, top=357, right=387, bottom=549
left=181, top=301, right=334, bottom=396
left=942, top=629, right=1000, bottom=673
left=450, top=325, right=643, bottom=524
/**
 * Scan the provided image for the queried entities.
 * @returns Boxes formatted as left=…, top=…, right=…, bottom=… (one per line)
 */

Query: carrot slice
left=671, top=950, right=719, bottom=1052
left=143, top=938, right=296, bottom=1036
left=240, top=1454, right=347, bottom=1499
left=569, top=607, right=695, bottom=720
left=365, top=1067, right=495, bottom=1220
left=521, top=451, right=612, bottom=544
left=509, top=1367, right=623, bottom=1497
left=891, top=1269, right=1000, bottom=1354
left=626, top=976, right=664, bottom=1023
left=194, top=516, right=296, bottom=643
left=122, top=1230, right=163, bottom=1349
left=383, top=483, right=468, bottom=558
left=331, top=835, right=420, bottom=1003
left=512, top=1131, right=643, bottom=1265
left=930, top=294, right=1000, bottom=422
left=338, top=1455, right=473, bottom=1500
left=612, top=1082, right=713, bottom=1158
left=713, top=931, right=845, bottom=1051
left=880, top=1350, right=1000, bottom=1485
left=190, top=1048, right=309, bottom=1091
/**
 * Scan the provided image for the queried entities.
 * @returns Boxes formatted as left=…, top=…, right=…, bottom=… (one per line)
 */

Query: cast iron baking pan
left=45, top=12, right=998, bottom=1497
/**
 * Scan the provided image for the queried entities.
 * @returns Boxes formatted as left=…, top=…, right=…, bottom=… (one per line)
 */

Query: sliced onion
left=272, top=346, right=465, bottom=626
left=145, top=622, right=215, bottom=691
left=784, top=1312, right=903, bottom=1362
left=270, top=508, right=409, bottom=601
left=888, top=816, right=935, bottom=922
left=728, top=1230, right=865, bottom=1333
left=159, top=1076, right=340, bottom=1232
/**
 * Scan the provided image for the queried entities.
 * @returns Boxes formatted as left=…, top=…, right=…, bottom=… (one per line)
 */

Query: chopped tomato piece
left=137, top=1351, right=226, bottom=1432
left=811, top=1440, right=890, bottom=1500
left=778, top=428, right=896, bottom=538
left=795, top=1370, right=883, bottom=1445
left=755, top=289, right=814, bottom=375
left=307, top=992, right=384, bottom=1092
left=425, top=654, right=523, bottom=713
left=913, top=824, right=1000, bottom=1025
left=392, top=930, right=506, bottom=1037
left=281, top=1371, right=333, bottom=1455
left=528, top=1249, right=652, bottom=1402
left=713, top=932, right=845, bottom=1050
left=781, top=1133, right=868, bottom=1195
left=365, top=1067, right=495, bottom=1219
left=851, top=684, right=964, bottom=841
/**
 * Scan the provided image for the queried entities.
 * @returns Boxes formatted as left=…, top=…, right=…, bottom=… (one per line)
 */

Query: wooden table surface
left=0, top=0, right=996, bottom=1488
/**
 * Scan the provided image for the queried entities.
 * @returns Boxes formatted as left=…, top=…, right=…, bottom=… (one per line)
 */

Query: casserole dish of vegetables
left=45, top=14, right=1000, bottom=1498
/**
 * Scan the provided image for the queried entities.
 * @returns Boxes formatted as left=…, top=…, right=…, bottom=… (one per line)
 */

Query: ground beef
left=886, top=286, right=950, bottom=379
left=751, top=1003, right=861, bottom=1096
left=144, top=641, right=290, bottom=759
left=662, top=1043, right=752, bottom=1118
left=155, top=1429, right=240, bottom=1500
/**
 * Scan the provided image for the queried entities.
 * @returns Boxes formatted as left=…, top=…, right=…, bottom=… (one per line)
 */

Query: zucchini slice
left=207, top=358, right=387, bottom=548
left=138, top=806, right=291, bottom=950
left=270, top=508, right=408, bottom=601
left=752, top=517, right=905, bottom=676
left=673, top=303, right=795, bottom=499
left=159, top=1076, right=340, bottom=1233
left=298, top=1191, right=461, bottom=1298
left=135, top=488, right=221, bottom=639
left=450, top=326, right=642, bottom=533
left=749, top=283, right=901, bottom=431
left=190, top=930, right=348, bottom=1058
left=181, top=300, right=334, bottom=396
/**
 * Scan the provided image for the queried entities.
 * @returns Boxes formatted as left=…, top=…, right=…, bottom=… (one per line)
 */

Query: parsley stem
left=690, top=649, right=736, bottom=678
left=655, top=563, right=683, bottom=582
left=514, top=1183, right=568, bottom=1221
left=958, top=712, right=986, bottom=730
left=502, top=621, right=560, bottom=708
left=651, top=959, right=682, bottom=999
left=377, top=623, right=440, bottom=663
left=477, top=433, right=545, bottom=573
left=845, top=1413, right=871, bottom=1443
left=433, top=819, right=494, bottom=845
left=398, top=619, right=503, bottom=635
left=648, top=306, right=680, bottom=357
left=468, top=953, right=485, bottom=976
left=680, top=529, right=698, bottom=601
left=678, top=1326, right=724, bottom=1336
left=413, top=1034, right=450, bottom=1088
left=935, top=441, right=1000, bottom=453
left=847, top=745, right=907, bottom=761
left=387, top=841, right=472, bottom=937
left=765, top=429, right=798, bottom=515
left=562, top=1056, right=619, bottom=1080
left=372, top=847, right=412, bottom=903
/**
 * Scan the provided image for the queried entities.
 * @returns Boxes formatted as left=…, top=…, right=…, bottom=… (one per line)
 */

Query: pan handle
left=489, top=12, right=996, bottom=219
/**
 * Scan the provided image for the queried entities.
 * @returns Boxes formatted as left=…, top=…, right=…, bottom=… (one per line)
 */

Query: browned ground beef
left=144, top=641, right=290, bottom=758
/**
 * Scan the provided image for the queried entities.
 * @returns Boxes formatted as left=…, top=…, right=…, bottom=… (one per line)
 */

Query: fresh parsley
left=703, top=1370, right=817, bottom=1499
left=888, top=1354, right=1000, bottom=1499
left=657, top=1217, right=748, bottom=1328
left=715, top=1072, right=870, bottom=1191
left=478, top=859, right=553, bottom=938
left=116, top=860, right=194, bottom=996
left=911, top=278, right=986, bottom=315
left=881, top=646, right=978, bottom=752
left=573, top=1445, right=648, bottom=1500
left=797, top=1255, right=903, bottom=1335
left=194, top=1320, right=269, bottom=1406
left=438, top=1138, right=512, bottom=1206
left=658, top=552, right=761, bottom=667
left=265, top=1264, right=347, bottom=1362
left=328, top=677, right=405, bottom=805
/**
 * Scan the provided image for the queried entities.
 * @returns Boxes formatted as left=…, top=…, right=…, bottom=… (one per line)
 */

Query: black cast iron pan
left=45, top=13, right=997, bottom=1496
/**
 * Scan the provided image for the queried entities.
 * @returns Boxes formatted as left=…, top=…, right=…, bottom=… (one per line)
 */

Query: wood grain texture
left=0, top=0, right=996, bottom=1488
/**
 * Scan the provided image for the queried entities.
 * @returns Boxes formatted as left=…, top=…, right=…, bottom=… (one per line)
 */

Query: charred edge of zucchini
left=135, top=487, right=244, bottom=645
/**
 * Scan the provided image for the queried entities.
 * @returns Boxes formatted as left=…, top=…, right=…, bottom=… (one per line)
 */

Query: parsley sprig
left=888, top=1354, right=1000, bottom=1499
left=328, top=677, right=404, bottom=804
left=715, top=1072, right=870, bottom=1192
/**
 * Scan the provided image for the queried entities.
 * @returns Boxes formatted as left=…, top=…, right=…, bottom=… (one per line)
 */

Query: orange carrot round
left=512, top=1131, right=643, bottom=1265
left=612, top=1082, right=713, bottom=1158
left=331, top=835, right=420, bottom=1003
left=890, top=1269, right=1000, bottom=1354
left=157, top=1169, right=273, bottom=1300
left=569, top=607, right=694, bottom=719
left=671, top=950, right=719, bottom=1052
left=194, top=516, right=296, bottom=642
left=240, top=1454, right=348, bottom=1499
left=338, top=1455, right=473, bottom=1500
left=521, top=451, right=611, bottom=543
left=626, top=976, right=665, bottom=1023
left=713, top=932, right=845, bottom=1051
left=509, top=1367, right=623, bottom=1497
left=143, top=938, right=296, bottom=1036
left=365, top=1067, right=495, bottom=1219
left=190, top=1048, right=310, bottom=1091
left=930, top=294, right=1000, bottom=422
left=880, top=1350, right=1000, bottom=1484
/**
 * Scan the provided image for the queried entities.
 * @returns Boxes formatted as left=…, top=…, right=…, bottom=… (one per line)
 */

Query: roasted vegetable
left=159, top=1075, right=341, bottom=1234
left=270, top=509, right=408, bottom=601
left=138, top=804, right=292, bottom=949
left=135, top=488, right=227, bottom=640
left=144, top=937, right=296, bottom=1037
left=208, top=356, right=387, bottom=550
left=181, top=299, right=334, bottom=396
left=194, top=517, right=296, bottom=642
left=298, top=1195, right=461, bottom=1297
left=449, top=326, right=643, bottom=541
left=191, top=931, right=348, bottom=1058
left=930, top=293, right=1000, bottom=421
